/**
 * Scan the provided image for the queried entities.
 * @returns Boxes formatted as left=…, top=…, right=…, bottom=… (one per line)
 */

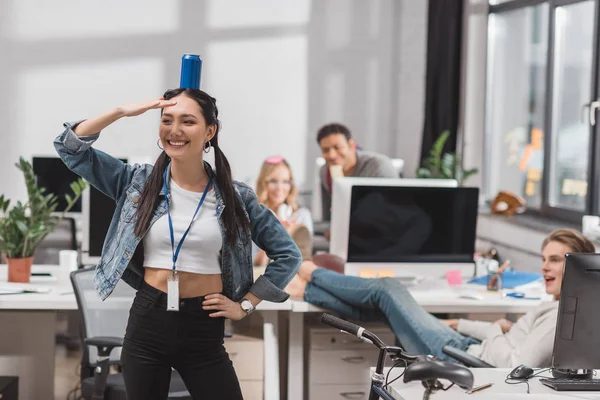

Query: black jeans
left=121, top=280, right=243, bottom=400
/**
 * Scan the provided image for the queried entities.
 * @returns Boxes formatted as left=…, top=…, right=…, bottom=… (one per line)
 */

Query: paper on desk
left=0, top=283, right=51, bottom=294
left=0, top=288, right=24, bottom=295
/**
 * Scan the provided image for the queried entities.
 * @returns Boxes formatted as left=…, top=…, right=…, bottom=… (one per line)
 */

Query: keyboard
left=540, top=377, right=600, bottom=391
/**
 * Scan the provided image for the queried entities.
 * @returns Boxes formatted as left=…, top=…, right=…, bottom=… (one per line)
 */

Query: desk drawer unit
left=225, top=335, right=263, bottom=400
left=311, top=349, right=382, bottom=385
left=310, top=384, right=368, bottom=399
left=309, top=326, right=395, bottom=399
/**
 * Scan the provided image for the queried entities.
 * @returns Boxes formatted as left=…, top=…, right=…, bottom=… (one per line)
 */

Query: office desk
left=287, top=277, right=547, bottom=400
left=0, top=265, right=75, bottom=400
left=385, top=368, right=600, bottom=399
left=0, top=265, right=289, bottom=400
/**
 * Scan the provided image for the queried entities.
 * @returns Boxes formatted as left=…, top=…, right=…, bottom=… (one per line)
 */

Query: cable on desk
left=504, top=368, right=552, bottom=394
left=504, top=375, right=530, bottom=394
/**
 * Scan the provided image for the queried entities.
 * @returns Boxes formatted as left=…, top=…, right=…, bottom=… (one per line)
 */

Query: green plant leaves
left=416, top=130, right=479, bottom=186
left=0, top=157, right=88, bottom=258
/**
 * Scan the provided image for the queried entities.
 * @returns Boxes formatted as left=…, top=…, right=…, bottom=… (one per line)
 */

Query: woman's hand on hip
left=202, top=294, right=246, bottom=321
left=116, top=97, right=177, bottom=117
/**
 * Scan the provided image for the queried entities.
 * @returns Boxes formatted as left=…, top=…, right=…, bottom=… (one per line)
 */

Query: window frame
left=486, top=0, right=600, bottom=223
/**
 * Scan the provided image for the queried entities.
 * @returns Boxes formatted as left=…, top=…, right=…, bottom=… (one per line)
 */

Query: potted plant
left=0, top=157, right=87, bottom=282
left=416, top=130, right=478, bottom=186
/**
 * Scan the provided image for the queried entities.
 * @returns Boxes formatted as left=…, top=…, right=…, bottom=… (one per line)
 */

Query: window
left=548, top=2, right=595, bottom=211
left=485, top=0, right=598, bottom=221
left=485, top=4, right=549, bottom=210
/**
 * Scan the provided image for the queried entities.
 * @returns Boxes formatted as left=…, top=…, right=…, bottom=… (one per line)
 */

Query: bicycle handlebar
left=321, top=312, right=388, bottom=349
left=320, top=313, right=361, bottom=336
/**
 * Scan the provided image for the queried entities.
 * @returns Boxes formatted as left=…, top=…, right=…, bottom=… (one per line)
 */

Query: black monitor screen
left=89, top=187, right=116, bottom=257
left=88, top=158, right=127, bottom=257
left=552, top=253, right=600, bottom=371
left=347, top=186, right=478, bottom=263
left=32, top=157, right=82, bottom=213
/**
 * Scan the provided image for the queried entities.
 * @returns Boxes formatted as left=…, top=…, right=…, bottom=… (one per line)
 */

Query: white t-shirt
left=143, top=179, right=222, bottom=274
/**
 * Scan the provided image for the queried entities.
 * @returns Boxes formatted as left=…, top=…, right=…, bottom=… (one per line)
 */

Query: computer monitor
left=80, top=159, right=128, bottom=266
left=330, top=177, right=478, bottom=278
left=32, top=156, right=82, bottom=213
left=551, top=253, right=600, bottom=377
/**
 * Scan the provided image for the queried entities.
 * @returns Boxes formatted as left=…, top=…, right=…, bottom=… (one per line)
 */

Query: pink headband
left=264, top=155, right=285, bottom=164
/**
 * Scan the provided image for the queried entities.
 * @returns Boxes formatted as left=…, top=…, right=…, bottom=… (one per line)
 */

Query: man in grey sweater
left=316, top=123, right=398, bottom=222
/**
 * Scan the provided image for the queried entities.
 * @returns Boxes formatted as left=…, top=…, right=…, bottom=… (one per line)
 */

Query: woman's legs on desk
left=299, top=264, right=476, bottom=360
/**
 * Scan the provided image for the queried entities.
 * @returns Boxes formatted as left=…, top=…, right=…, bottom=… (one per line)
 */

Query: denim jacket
left=54, top=121, right=301, bottom=302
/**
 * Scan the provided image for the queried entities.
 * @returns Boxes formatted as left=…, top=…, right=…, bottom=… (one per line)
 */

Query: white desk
left=0, top=266, right=548, bottom=400
left=0, top=265, right=289, bottom=400
left=287, top=277, right=548, bottom=400
left=385, top=368, right=600, bottom=399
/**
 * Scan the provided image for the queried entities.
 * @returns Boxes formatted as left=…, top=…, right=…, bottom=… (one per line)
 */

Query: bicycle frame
left=371, top=383, right=396, bottom=400
left=368, top=346, right=402, bottom=400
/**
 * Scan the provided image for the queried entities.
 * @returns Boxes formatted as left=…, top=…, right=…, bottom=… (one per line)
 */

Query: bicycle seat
left=403, top=358, right=474, bottom=390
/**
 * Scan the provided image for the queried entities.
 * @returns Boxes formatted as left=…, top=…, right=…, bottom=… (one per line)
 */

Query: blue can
left=180, top=54, right=202, bottom=89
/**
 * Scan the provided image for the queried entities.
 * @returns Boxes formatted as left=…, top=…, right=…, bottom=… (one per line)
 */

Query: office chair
left=71, top=267, right=191, bottom=399
left=442, top=345, right=494, bottom=368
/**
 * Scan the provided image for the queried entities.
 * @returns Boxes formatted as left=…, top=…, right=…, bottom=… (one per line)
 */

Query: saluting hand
left=117, top=97, right=177, bottom=117
left=202, top=294, right=247, bottom=321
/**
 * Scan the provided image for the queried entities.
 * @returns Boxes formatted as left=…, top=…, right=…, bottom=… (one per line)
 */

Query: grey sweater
left=458, top=301, right=559, bottom=368
left=319, top=150, right=398, bottom=221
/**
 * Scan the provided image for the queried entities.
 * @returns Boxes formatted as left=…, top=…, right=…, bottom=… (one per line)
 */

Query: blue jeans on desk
left=304, top=269, right=478, bottom=361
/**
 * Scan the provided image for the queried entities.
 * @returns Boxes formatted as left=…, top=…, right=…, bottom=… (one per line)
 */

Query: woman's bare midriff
left=144, top=267, right=223, bottom=298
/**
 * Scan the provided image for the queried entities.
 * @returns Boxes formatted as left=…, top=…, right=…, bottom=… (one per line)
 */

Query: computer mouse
left=509, top=364, right=534, bottom=379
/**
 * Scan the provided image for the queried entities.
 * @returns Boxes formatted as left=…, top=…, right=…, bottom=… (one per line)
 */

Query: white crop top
left=143, top=178, right=222, bottom=274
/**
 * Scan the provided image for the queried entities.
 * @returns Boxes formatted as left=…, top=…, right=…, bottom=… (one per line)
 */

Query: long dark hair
left=134, top=88, right=250, bottom=246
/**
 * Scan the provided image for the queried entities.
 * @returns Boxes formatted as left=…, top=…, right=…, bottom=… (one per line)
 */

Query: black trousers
left=121, top=280, right=243, bottom=400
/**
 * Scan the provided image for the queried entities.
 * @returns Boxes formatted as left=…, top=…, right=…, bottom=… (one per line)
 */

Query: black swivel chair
left=71, top=267, right=191, bottom=399
left=442, top=345, right=494, bottom=368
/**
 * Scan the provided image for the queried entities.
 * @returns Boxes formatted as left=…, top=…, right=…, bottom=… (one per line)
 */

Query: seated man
left=286, top=229, right=594, bottom=368
left=316, top=123, right=398, bottom=223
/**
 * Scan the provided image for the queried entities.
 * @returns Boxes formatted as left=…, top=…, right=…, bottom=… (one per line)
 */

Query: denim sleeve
left=239, top=183, right=301, bottom=302
left=54, top=121, right=138, bottom=201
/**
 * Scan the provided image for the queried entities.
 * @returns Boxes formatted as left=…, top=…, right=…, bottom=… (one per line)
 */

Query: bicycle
left=320, top=313, right=474, bottom=400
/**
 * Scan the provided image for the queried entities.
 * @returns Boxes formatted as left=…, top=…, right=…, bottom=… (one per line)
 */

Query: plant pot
left=7, top=257, right=34, bottom=283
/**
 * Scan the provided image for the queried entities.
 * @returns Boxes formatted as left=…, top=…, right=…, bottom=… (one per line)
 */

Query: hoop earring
left=204, top=141, right=211, bottom=153
left=157, top=139, right=164, bottom=150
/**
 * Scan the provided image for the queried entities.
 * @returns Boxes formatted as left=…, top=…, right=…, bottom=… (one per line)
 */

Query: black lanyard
left=162, top=168, right=213, bottom=273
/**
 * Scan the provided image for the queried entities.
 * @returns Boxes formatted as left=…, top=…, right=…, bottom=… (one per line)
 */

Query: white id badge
left=167, top=271, right=179, bottom=311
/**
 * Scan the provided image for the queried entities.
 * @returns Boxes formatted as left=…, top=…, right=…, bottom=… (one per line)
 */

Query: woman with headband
left=254, top=155, right=313, bottom=265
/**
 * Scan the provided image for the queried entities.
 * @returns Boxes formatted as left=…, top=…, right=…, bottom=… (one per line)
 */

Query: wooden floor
left=54, top=343, right=81, bottom=400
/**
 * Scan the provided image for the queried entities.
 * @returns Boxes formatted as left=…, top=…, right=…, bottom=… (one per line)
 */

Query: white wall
left=0, top=0, right=428, bottom=204
left=394, top=0, right=429, bottom=178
